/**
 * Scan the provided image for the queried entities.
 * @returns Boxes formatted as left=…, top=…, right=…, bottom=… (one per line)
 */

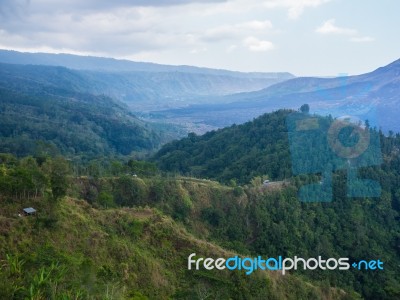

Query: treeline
left=0, top=153, right=161, bottom=200
left=0, top=154, right=69, bottom=201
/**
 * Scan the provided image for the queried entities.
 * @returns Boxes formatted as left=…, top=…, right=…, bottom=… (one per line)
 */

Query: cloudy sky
left=0, top=0, right=399, bottom=76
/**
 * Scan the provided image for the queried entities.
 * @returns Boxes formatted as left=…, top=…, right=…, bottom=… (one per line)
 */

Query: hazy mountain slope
left=0, top=50, right=296, bottom=134
left=0, top=63, right=94, bottom=94
left=0, top=61, right=281, bottom=102
left=237, top=57, right=400, bottom=101
left=0, top=49, right=294, bottom=78
left=80, top=70, right=292, bottom=110
left=156, top=58, right=400, bottom=132
left=0, top=50, right=294, bottom=111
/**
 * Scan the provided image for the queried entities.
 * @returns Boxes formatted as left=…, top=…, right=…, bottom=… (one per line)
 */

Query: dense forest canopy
left=153, top=109, right=293, bottom=183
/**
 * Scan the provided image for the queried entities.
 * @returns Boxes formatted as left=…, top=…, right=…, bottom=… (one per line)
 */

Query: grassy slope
left=0, top=189, right=357, bottom=299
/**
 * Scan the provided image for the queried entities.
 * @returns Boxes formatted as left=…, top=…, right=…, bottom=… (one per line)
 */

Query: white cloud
left=203, top=26, right=239, bottom=42
left=316, top=19, right=375, bottom=43
left=350, top=36, right=375, bottom=43
left=243, top=36, right=274, bottom=52
left=0, top=5, right=197, bottom=56
left=0, top=0, right=383, bottom=74
left=27, top=0, right=227, bottom=12
left=199, top=0, right=330, bottom=18
left=263, top=0, right=331, bottom=19
left=315, top=19, right=357, bottom=35
left=238, top=20, right=273, bottom=30
left=202, top=19, right=272, bottom=42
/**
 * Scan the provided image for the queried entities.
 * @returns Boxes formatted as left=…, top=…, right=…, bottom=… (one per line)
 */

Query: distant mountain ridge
left=0, top=50, right=294, bottom=112
left=0, top=49, right=293, bottom=78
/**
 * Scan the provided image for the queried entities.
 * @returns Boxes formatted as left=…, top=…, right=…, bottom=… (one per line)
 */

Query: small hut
left=22, top=207, right=37, bottom=216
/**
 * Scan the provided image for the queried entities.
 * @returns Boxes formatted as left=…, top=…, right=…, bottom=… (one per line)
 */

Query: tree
left=97, top=191, right=115, bottom=208
left=49, top=157, right=70, bottom=201
left=20, top=156, right=47, bottom=198
left=300, top=104, right=310, bottom=113
left=128, top=160, right=158, bottom=176
left=114, top=176, right=148, bottom=206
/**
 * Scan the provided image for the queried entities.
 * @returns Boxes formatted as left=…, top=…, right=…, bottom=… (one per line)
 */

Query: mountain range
left=155, top=58, right=400, bottom=132
left=0, top=50, right=293, bottom=111
left=2, top=49, right=400, bottom=134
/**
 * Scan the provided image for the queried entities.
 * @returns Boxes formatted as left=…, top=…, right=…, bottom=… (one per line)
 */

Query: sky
left=0, top=0, right=399, bottom=76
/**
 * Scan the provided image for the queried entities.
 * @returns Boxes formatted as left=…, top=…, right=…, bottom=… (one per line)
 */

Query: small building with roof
left=22, top=207, right=37, bottom=216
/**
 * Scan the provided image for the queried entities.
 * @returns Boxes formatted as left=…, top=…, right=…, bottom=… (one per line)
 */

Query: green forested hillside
left=76, top=173, right=400, bottom=299
left=1, top=199, right=354, bottom=300
left=152, top=109, right=400, bottom=299
left=0, top=62, right=197, bottom=157
left=0, top=150, right=398, bottom=298
left=153, top=109, right=400, bottom=185
left=153, top=109, right=293, bottom=183
left=0, top=155, right=356, bottom=299
left=0, top=86, right=162, bottom=157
